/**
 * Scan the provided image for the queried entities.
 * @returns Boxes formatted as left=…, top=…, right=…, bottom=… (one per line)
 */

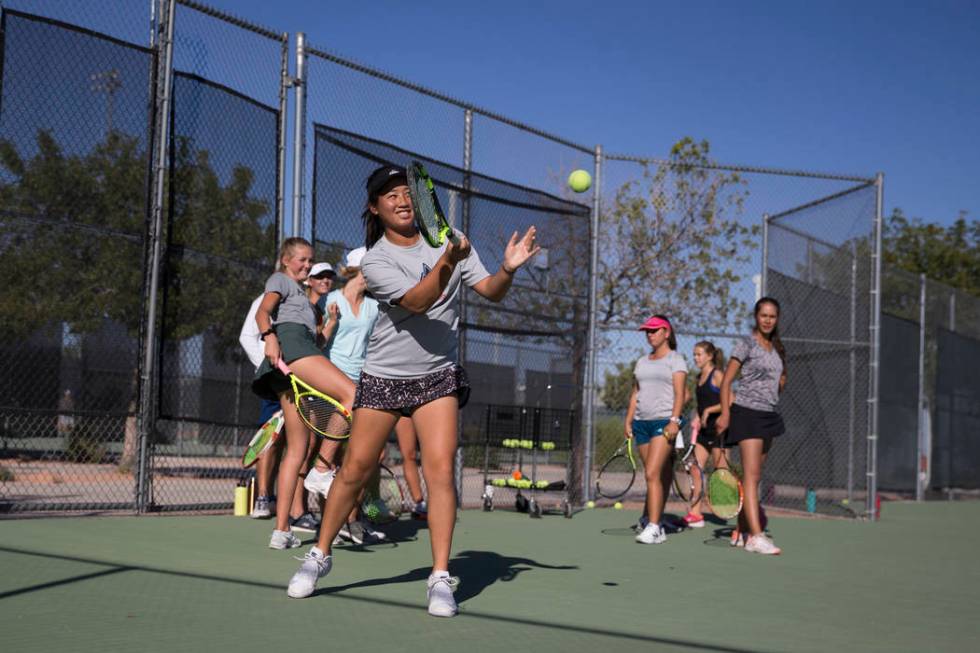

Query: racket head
left=595, top=443, right=636, bottom=500
left=707, top=468, right=743, bottom=520
left=407, top=161, right=456, bottom=247
left=241, top=410, right=284, bottom=468
left=295, top=391, right=352, bottom=440
left=672, top=455, right=695, bottom=502
left=364, top=464, right=404, bottom=524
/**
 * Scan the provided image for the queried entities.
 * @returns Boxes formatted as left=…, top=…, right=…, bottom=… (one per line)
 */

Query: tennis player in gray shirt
left=287, top=165, right=540, bottom=618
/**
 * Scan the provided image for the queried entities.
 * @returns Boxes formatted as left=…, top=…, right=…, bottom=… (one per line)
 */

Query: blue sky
left=203, top=0, right=980, bottom=226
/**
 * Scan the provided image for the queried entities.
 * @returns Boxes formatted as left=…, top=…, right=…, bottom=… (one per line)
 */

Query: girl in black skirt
left=685, top=340, right=727, bottom=528
left=715, top=297, right=786, bottom=555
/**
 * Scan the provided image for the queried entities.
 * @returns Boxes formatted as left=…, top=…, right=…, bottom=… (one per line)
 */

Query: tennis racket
left=241, top=409, right=284, bottom=468
left=406, top=160, right=461, bottom=248
left=706, top=437, right=743, bottom=520
left=363, top=464, right=405, bottom=524
left=275, top=360, right=352, bottom=440
left=595, top=438, right=637, bottom=500
left=672, top=431, right=704, bottom=503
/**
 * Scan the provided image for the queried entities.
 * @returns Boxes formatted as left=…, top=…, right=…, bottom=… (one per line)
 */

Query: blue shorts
left=632, top=418, right=683, bottom=446
left=258, top=397, right=281, bottom=425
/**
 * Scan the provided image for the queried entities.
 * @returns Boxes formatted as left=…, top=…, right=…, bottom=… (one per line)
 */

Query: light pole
left=90, top=68, right=122, bottom=136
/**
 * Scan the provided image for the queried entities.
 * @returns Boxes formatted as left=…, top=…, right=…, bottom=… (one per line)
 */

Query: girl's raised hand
left=502, top=226, right=541, bottom=272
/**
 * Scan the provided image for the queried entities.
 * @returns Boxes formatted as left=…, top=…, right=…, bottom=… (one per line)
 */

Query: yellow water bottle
left=234, top=480, right=248, bottom=516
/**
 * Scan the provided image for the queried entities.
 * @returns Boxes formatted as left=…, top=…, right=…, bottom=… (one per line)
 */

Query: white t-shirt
left=239, top=295, right=265, bottom=370
left=633, top=350, right=688, bottom=420
left=361, top=233, right=490, bottom=379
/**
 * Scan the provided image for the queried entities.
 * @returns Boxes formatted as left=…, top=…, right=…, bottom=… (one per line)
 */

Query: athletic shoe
left=304, top=467, right=335, bottom=498
left=269, top=529, right=302, bottom=550
left=633, top=514, right=650, bottom=532
left=287, top=547, right=332, bottom=598
left=683, top=512, right=705, bottom=528
left=289, top=512, right=320, bottom=533
left=745, top=534, right=781, bottom=555
left=336, top=523, right=355, bottom=544
left=355, top=519, right=387, bottom=543
left=635, top=522, right=667, bottom=544
left=426, top=573, right=460, bottom=617
left=412, top=500, right=428, bottom=520
left=250, top=495, right=272, bottom=519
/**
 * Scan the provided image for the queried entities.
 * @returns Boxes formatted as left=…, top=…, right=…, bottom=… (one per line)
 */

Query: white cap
left=345, top=247, right=367, bottom=268
left=309, top=262, right=334, bottom=277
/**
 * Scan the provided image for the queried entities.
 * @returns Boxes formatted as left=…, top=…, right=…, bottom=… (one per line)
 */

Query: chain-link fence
left=877, top=267, right=980, bottom=499
left=0, top=0, right=286, bottom=514
left=3, top=0, right=974, bottom=519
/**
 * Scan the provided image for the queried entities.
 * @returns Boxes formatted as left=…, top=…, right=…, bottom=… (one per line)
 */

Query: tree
left=884, top=208, right=979, bottom=295
left=600, top=362, right=633, bottom=412
left=0, top=128, right=276, bottom=468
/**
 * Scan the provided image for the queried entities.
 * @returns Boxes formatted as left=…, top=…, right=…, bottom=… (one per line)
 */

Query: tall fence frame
left=12, top=0, right=977, bottom=521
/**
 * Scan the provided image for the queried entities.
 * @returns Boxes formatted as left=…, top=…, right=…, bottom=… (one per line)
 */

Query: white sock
left=431, top=569, right=449, bottom=578
left=311, top=546, right=326, bottom=558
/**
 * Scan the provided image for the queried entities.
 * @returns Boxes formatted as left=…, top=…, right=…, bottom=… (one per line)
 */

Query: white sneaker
left=426, top=573, right=460, bottom=617
left=745, top=534, right=781, bottom=555
left=287, top=548, right=332, bottom=598
left=250, top=495, right=272, bottom=519
left=304, top=467, right=336, bottom=497
left=269, top=529, right=302, bottom=550
left=635, top=522, right=666, bottom=544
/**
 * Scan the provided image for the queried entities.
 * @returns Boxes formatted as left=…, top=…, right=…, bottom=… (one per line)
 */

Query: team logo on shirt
left=420, top=263, right=431, bottom=281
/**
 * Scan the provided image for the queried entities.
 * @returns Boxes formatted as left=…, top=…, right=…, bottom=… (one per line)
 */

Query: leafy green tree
left=884, top=208, right=978, bottom=295
left=0, top=129, right=276, bottom=468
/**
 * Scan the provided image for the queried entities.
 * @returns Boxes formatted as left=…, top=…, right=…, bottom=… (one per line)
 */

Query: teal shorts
left=632, top=418, right=684, bottom=446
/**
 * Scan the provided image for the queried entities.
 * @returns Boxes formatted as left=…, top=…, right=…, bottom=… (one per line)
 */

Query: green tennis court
left=2, top=502, right=977, bottom=653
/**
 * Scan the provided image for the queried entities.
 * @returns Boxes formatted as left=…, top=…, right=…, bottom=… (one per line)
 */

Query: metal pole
left=276, top=34, right=289, bottom=248
left=915, top=273, right=927, bottom=501
left=290, top=32, right=307, bottom=238
left=455, top=109, right=473, bottom=504
left=847, top=242, right=857, bottom=501
left=137, top=0, right=176, bottom=514
left=761, top=214, right=769, bottom=295
left=582, top=144, right=602, bottom=502
left=866, top=172, right=884, bottom=520
left=949, top=292, right=956, bottom=331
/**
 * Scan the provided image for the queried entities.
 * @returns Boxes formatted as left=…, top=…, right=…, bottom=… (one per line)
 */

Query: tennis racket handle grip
left=275, top=359, right=290, bottom=375
left=448, top=231, right=461, bottom=246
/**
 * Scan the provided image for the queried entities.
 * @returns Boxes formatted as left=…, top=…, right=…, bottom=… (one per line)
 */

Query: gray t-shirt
left=730, top=335, right=784, bottom=411
left=264, top=272, right=317, bottom=337
left=361, top=234, right=490, bottom=379
left=633, top=350, right=688, bottom=420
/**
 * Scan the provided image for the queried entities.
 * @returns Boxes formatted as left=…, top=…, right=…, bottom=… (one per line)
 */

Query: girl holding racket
left=287, top=164, right=539, bottom=617
left=684, top=340, right=727, bottom=528
left=625, top=315, right=687, bottom=545
left=715, top=297, right=786, bottom=555
left=252, top=238, right=356, bottom=550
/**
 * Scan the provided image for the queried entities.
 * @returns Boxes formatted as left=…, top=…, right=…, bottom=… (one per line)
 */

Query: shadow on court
left=316, top=549, right=578, bottom=604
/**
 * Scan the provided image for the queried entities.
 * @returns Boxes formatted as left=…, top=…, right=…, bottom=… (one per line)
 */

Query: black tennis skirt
left=354, top=365, right=470, bottom=417
left=724, top=403, right=785, bottom=445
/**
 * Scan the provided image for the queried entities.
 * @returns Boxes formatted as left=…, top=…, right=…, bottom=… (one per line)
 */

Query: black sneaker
left=289, top=512, right=320, bottom=533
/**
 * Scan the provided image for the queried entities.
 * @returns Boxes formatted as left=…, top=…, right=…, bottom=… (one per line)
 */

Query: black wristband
left=260, top=327, right=276, bottom=340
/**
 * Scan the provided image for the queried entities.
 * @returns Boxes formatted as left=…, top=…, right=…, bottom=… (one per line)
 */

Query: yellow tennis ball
left=613, top=501, right=623, bottom=510
left=586, top=500, right=595, bottom=509
left=568, top=169, right=592, bottom=193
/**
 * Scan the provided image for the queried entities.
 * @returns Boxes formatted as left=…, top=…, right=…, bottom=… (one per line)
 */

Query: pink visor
left=639, top=316, right=671, bottom=332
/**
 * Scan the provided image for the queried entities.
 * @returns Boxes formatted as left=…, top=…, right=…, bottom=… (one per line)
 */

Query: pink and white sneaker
left=683, top=512, right=705, bottom=528
left=745, top=533, right=781, bottom=555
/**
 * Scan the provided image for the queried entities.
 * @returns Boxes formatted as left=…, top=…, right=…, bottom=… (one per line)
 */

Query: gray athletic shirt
left=361, top=233, right=490, bottom=378
left=633, top=350, right=688, bottom=420
left=264, top=272, right=317, bottom=337
left=730, top=335, right=784, bottom=411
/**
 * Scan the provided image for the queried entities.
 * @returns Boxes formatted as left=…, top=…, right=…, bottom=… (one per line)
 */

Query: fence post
left=761, top=213, right=769, bottom=295
left=915, top=273, right=927, bottom=501
left=455, top=108, right=473, bottom=503
left=582, top=144, right=602, bottom=502
left=848, top=241, right=857, bottom=501
left=137, top=0, right=176, bottom=514
left=291, top=32, right=307, bottom=238
left=277, top=33, right=289, bottom=248
left=866, top=172, right=884, bottom=520
left=949, top=292, right=956, bottom=332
